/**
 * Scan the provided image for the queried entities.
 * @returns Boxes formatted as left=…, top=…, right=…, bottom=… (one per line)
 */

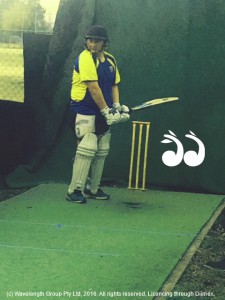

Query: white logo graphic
left=109, top=66, right=114, bottom=73
left=161, top=130, right=205, bottom=167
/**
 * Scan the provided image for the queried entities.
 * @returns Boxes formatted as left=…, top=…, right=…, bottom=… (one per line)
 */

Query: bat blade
left=130, top=97, right=179, bottom=112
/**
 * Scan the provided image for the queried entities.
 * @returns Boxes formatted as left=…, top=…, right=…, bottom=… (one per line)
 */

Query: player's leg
left=67, top=114, right=96, bottom=204
left=84, top=131, right=111, bottom=200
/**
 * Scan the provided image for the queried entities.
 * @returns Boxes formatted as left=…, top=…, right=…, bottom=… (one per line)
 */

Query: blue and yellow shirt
left=70, top=49, right=120, bottom=115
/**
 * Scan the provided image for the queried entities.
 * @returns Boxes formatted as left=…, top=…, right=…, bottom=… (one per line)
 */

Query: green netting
left=3, top=0, right=225, bottom=194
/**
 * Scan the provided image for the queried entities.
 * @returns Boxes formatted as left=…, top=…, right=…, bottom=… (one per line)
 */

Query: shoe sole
left=83, top=194, right=110, bottom=200
left=66, top=197, right=87, bottom=204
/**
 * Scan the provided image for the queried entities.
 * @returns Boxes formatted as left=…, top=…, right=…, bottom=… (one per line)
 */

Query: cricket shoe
left=83, top=187, right=110, bottom=200
left=66, top=189, right=87, bottom=204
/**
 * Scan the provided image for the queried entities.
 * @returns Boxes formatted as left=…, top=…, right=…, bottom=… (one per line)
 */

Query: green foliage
left=0, top=0, right=49, bottom=32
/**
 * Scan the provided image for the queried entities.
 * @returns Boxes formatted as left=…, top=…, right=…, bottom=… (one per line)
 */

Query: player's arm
left=112, top=84, right=120, bottom=105
left=85, top=81, right=120, bottom=125
left=111, top=85, right=130, bottom=123
left=85, top=81, right=107, bottom=110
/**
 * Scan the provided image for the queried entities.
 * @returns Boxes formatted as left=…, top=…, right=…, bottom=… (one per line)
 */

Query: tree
left=24, top=0, right=50, bottom=32
left=0, top=0, right=15, bottom=24
left=0, top=0, right=50, bottom=32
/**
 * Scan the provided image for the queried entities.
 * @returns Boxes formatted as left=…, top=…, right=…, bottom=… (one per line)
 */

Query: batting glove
left=112, top=103, right=130, bottom=122
left=101, top=106, right=121, bottom=125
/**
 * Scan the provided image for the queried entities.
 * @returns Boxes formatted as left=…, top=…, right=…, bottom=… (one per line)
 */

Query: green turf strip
left=0, top=184, right=223, bottom=299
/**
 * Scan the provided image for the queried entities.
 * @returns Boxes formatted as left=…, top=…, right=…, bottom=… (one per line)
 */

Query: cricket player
left=67, top=25, right=130, bottom=204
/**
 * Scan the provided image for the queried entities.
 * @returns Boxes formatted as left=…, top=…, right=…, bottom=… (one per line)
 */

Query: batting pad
left=90, top=132, right=111, bottom=193
left=68, top=133, right=97, bottom=193
left=0, top=184, right=223, bottom=299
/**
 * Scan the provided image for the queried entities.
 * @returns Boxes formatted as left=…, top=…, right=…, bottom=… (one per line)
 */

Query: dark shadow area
left=0, top=101, right=34, bottom=187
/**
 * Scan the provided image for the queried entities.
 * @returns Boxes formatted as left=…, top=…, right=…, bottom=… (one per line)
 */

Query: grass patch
left=0, top=47, right=24, bottom=102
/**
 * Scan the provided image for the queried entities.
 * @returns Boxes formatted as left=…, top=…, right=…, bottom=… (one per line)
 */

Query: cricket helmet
left=85, top=25, right=109, bottom=42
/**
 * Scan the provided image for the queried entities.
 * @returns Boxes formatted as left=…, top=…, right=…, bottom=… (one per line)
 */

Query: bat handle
left=119, top=109, right=132, bottom=114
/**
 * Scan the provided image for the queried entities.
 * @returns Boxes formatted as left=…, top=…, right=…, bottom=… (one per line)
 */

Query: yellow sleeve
left=115, top=66, right=121, bottom=84
left=79, top=50, right=98, bottom=82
